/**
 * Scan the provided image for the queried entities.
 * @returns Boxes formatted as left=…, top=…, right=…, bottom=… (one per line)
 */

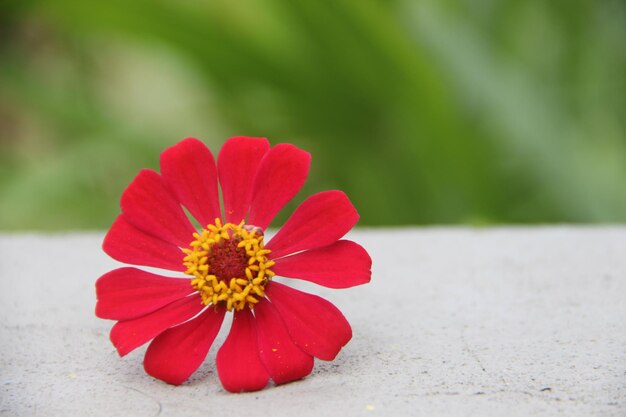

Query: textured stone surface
left=1, top=228, right=625, bottom=416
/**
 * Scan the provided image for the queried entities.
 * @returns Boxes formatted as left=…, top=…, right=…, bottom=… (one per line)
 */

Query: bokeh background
left=1, top=0, right=625, bottom=230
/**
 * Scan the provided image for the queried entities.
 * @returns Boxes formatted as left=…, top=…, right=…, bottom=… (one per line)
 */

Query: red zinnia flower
left=96, top=136, right=372, bottom=392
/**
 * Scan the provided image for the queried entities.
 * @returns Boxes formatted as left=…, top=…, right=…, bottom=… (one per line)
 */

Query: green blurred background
left=1, top=0, right=625, bottom=230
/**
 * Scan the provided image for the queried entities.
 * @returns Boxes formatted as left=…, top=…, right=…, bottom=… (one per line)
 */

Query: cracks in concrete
left=123, top=386, right=163, bottom=417
left=461, top=327, right=512, bottom=387
left=461, top=329, right=486, bottom=373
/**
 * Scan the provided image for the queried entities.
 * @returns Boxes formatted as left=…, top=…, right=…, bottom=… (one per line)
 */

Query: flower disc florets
left=182, top=219, right=275, bottom=311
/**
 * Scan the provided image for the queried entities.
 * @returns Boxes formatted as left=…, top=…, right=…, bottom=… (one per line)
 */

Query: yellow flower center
left=182, top=219, right=275, bottom=311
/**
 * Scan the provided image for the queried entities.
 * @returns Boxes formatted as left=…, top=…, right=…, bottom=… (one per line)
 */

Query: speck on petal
left=265, top=282, right=352, bottom=361
left=254, top=298, right=314, bottom=385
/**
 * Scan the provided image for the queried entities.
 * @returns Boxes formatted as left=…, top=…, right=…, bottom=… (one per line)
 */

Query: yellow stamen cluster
left=182, top=219, right=275, bottom=311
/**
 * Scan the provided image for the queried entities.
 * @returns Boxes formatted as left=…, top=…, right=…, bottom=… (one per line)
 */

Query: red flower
left=96, top=137, right=372, bottom=392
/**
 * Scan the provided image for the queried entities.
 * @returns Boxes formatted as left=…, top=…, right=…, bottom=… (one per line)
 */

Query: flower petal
left=144, top=307, right=226, bottom=385
left=218, top=136, right=270, bottom=224
left=110, top=295, right=203, bottom=357
left=95, top=267, right=194, bottom=321
left=216, top=309, right=269, bottom=392
left=254, top=299, right=314, bottom=385
left=265, top=282, right=352, bottom=361
left=247, top=144, right=311, bottom=230
left=121, top=169, right=196, bottom=247
left=103, top=215, right=185, bottom=272
left=160, top=138, right=221, bottom=228
left=266, top=190, right=359, bottom=258
left=272, top=240, right=371, bottom=289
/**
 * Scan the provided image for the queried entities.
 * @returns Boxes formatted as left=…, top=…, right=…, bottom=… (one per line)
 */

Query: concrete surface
left=0, top=228, right=625, bottom=417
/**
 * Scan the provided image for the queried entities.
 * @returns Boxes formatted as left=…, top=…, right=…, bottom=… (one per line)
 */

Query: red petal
left=110, top=295, right=203, bottom=357
left=217, top=136, right=270, bottom=224
left=254, top=299, right=314, bottom=385
left=121, top=169, right=196, bottom=247
left=103, top=215, right=185, bottom=272
left=216, top=309, right=269, bottom=392
left=265, top=282, right=352, bottom=361
left=95, top=267, right=193, bottom=321
left=144, top=307, right=226, bottom=385
left=272, top=240, right=371, bottom=289
left=247, top=144, right=311, bottom=230
left=160, top=138, right=221, bottom=228
left=266, top=190, right=359, bottom=258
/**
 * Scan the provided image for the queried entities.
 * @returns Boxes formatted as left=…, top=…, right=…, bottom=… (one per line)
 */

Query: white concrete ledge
left=1, top=228, right=625, bottom=416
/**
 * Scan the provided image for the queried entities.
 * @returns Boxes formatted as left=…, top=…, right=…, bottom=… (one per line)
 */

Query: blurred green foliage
left=1, top=0, right=625, bottom=229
